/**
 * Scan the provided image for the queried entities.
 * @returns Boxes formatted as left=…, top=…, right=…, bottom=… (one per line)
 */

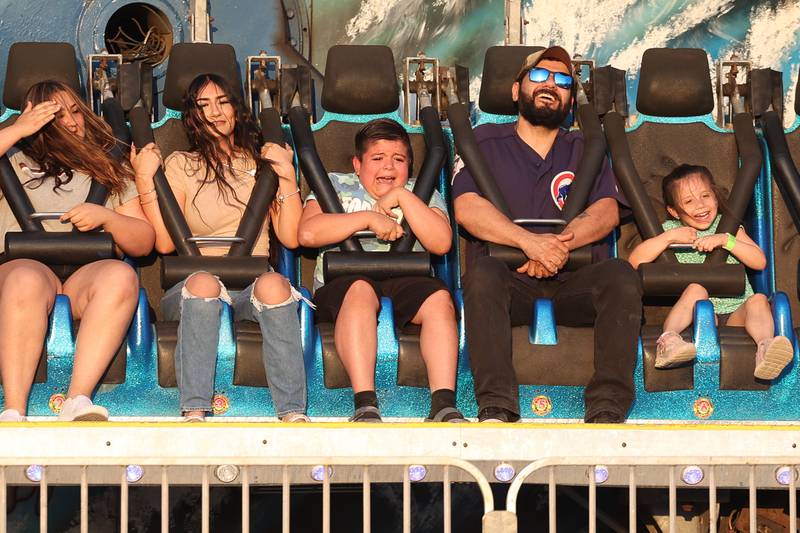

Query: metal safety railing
left=4, top=423, right=800, bottom=532
left=504, top=457, right=800, bottom=533
left=0, top=457, right=494, bottom=533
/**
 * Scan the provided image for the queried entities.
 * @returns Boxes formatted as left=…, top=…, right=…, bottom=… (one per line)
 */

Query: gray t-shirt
left=306, top=172, right=449, bottom=290
left=0, top=148, right=139, bottom=252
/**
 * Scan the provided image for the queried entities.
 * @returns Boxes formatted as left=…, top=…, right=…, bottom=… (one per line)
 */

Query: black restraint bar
left=5, top=232, right=115, bottom=265
left=761, top=110, right=800, bottom=230
left=604, top=110, right=672, bottom=258
left=448, top=101, right=598, bottom=270
left=390, top=105, right=446, bottom=252
left=604, top=109, right=759, bottom=296
left=323, top=251, right=432, bottom=282
left=228, top=107, right=283, bottom=256
left=709, top=112, right=762, bottom=264
left=0, top=156, right=42, bottom=232
left=0, top=154, right=114, bottom=264
left=289, top=105, right=433, bottom=282
left=288, top=105, right=361, bottom=252
left=130, top=104, right=285, bottom=288
left=129, top=106, right=200, bottom=256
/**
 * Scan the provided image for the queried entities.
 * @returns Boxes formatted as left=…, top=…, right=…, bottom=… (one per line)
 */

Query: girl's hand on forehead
left=12, top=100, right=61, bottom=138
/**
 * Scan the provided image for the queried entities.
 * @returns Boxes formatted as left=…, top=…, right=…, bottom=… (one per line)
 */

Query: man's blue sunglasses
left=528, top=67, right=573, bottom=90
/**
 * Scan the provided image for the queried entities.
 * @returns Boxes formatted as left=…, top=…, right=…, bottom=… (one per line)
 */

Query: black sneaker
left=585, top=411, right=624, bottom=424
left=478, top=406, right=518, bottom=423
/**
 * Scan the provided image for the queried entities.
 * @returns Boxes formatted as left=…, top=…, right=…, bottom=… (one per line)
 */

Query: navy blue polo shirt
left=451, top=122, right=626, bottom=269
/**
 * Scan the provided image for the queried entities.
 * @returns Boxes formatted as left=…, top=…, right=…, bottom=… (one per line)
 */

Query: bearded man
left=452, top=46, right=643, bottom=423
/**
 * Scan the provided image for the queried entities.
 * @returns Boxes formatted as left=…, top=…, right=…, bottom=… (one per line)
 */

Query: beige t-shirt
left=163, top=151, right=270, bottom=257
left=0, top=148, right=139, bottom=253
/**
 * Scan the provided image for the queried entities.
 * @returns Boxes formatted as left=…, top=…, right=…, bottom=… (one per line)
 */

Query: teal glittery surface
left=0, top=108, right=19, bottom=123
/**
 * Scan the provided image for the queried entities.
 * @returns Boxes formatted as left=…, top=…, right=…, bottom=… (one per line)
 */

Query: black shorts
left=314, top=275, right=451, bottom=327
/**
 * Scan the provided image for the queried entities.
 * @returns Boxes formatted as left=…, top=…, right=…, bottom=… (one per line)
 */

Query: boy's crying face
left=353, top=139, right=410, bottom=199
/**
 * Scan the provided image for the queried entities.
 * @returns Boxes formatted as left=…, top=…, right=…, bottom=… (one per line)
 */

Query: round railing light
left=25, top=465, right=43, bottom=482
left=681, top=466, right=704, bottom=485
left=408, top=465, right=427, bottom=482
left=126, top=465, right=144, bottom=483
left=311, top=465, right=333, bottom=482
left=215, top=464, right=240, bottom=483
left=775, top=466, right=797, bottom=486
left=593, top=465, right=609, bottom=484
left=494, top=463, right=515, bottom=483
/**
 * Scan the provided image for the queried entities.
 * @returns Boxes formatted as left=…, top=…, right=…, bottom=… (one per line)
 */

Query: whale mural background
left=321, top=0, right=800, bottom=125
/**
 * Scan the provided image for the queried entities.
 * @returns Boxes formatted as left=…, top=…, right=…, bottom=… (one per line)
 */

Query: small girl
left=628, top=164, right=792, bottom=379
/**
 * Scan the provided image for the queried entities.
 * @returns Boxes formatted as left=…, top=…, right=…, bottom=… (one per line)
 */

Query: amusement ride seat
left=125, top=42, right=313, bottom=417
left=287, top=44, right=455, bottom=417
left=447, top=45, right=611, bottom=419
left=604, top=48, right=795, bottom=419
left=0, top=42, right=141, bottom=410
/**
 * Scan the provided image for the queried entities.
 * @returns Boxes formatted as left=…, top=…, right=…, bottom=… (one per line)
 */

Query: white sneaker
left=754, top=336, right=793, bottom=380
left=655, top=331, right=697, bottom=369
left=281, top=412, right=310, bottom=423
left=58, top=395, right=109, bottom=422
left=0, top=409, right=26, bottom=422
left=183, top=412, right=206, bottom=423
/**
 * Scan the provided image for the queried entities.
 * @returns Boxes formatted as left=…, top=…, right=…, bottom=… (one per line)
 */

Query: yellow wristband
left=723, top=233, right=736, bottom=251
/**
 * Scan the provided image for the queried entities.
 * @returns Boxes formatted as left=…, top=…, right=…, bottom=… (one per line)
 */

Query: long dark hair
left=18, top=80, right=132, bottom=195
left=180, top=73, right=262, bottom=209
left=661, top=164, right=730, bottom=219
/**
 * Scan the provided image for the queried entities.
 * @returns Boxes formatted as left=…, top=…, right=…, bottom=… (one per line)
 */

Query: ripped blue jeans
left=160, top=272, right=307, bottom=416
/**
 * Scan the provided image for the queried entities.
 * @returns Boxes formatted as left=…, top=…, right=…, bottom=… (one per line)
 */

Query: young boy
left=298, top=119, right=464, bottom=422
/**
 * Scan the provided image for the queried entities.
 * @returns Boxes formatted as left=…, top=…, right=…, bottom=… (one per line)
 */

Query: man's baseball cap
left=515, top=45, right=573, bottom=81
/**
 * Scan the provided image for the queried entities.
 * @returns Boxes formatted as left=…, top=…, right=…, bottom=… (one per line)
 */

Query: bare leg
left=663, top=283, right=708, bottom=334
left=334, top=281, right=379, bottom=393
left=726, top=293, right=773, bottom=342
left=410, top=290, right=457, bottom=391
left=62, top=260, right=139, bottom=399
left=0, top=260, right=60, bottom=414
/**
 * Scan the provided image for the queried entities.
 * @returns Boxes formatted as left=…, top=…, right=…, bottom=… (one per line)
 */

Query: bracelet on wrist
left=723, top=232, right=736, bottom=251
left=277, top=188, right=301, bottom=205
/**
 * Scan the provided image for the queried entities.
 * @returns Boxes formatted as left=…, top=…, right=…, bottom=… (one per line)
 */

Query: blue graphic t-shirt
left=306, top=172, right=449, bottom=291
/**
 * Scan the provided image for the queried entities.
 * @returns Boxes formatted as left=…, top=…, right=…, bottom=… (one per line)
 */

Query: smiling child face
left=667, top=173, right=719, bottom=230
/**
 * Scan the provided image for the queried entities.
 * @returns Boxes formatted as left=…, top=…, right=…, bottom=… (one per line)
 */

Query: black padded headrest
left=321, top=45, right=398, bottom=114
left=3, top=42, right=81, bottom=110
left=479, top=46, right=543, bottom=115
left=162, top=43, right=241, bottom=110
left=636, top=48, right=714, bottom=117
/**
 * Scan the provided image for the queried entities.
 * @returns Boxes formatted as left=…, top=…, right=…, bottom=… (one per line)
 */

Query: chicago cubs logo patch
left=550, top=171, right=574, bottom=210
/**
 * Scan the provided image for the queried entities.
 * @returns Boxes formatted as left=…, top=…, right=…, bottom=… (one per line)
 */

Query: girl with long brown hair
left=0, top=80, right=155, bottom=422
left=132, top=74, right=307, bottom=422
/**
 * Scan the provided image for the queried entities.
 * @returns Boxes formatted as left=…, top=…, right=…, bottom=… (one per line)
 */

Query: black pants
left=462, top=256, right=643, bottom=420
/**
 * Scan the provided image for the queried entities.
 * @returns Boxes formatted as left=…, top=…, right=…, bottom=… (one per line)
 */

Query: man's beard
left=518, top=88, right=570, bottom=129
